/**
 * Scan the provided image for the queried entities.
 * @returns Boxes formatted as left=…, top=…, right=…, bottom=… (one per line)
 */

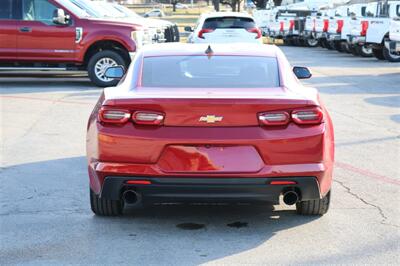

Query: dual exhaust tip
left=123, top=189, right=300, bottom=206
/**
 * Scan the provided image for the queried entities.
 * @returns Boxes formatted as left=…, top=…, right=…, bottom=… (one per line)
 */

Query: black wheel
left=372, top=48, right=385, bottom=60
left=383, top=46, right=400, bottom=62
left=350, top=45, right=360, bottom=56
left=334, top=41, right=344, bottom=52
left=355, top=45, right=373, bottom=57
left=87, top=50, right=127, bottom=87
left=90, top=189, right=123, bottom=216
left=296, top=191, right=331, bottom=215
left=326, top=41, right=335, bottom=50
left=341, top=42, right=351, bottom=53
left=283, top=39, right=294, bottom=46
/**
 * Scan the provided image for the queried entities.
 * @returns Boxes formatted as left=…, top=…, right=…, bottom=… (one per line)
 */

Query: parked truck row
left=0, top=0, right=180, bottom=87
left=254, top=0, right=400, bottom=62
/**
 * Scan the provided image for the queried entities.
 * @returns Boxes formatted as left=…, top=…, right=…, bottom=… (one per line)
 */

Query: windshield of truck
left=68, top=0, right=106, bottom=18
left=142, top=56, right=280, bottom=88
left=56, top=0, right=91, bottom=18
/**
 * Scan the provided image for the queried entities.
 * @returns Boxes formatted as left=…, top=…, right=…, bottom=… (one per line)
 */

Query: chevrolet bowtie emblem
left=199, top=115, right=223, bottom=123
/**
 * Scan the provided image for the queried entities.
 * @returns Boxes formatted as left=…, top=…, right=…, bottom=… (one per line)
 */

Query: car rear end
left=87, top=45, right=334, bottom=211
left=194, top=15, right=262, bottom=43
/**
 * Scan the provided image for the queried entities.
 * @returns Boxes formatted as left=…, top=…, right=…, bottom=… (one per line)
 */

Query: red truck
left=0, top=0, right=145, bottom=87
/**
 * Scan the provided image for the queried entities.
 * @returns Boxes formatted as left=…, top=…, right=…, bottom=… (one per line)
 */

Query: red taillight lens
left=198, top=28, right=214, bottom=39
left=289, top=20, right=295, bottom=31
left=258, top=111, right=290, bottom=126
left=280, top=21, right=284, bottom=32
left=323, top=19, right=329, bottom=32
left=99, top=107, right=130, bottom=124
left=291, top=107, right=323, bottom=125
left=132, top=111, right=164, bottom=125
left=337, top=20, right=344, bottom=33
left=246, top=27, right=262, bottom=39
left=361, top=20, right=369, bottom=36
left=126, top=180, right=151, bottom=185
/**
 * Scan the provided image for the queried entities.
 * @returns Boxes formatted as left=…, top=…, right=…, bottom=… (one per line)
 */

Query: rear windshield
left=203, top=17, right=255, bottom=29
left=141, top=56, right=280, bottom=88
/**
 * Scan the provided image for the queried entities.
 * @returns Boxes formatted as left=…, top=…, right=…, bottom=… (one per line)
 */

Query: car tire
left=88, top=50, right=127, bottom=87
left=382, top=46, right=400, bottom=62
left=372, top=48, right=385, bottom=60
left=90, top=189, right=123, bottom=216
left=350, top=45, right=360, bottom=56
left=326, top=41, right=335, bottom=50
left=341, top=42, right=351, bottom=53
left=334, top=41, right=344, bottom=52
left=296, top=191, right=330, bottom=215
left=320, top=39, right=327, bottom=48
left=356, top=45, right=373, bottom=57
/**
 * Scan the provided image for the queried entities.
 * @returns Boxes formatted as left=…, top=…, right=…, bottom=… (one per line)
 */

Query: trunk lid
left=105, top=87, right=310, bottom=127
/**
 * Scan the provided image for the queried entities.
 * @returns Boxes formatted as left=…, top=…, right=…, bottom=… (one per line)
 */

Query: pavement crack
left=333, top=180, right=398, bottom=228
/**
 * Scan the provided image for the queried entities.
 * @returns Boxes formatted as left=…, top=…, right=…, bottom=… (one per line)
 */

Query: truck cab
left=0, top=0, right=144, bottom=87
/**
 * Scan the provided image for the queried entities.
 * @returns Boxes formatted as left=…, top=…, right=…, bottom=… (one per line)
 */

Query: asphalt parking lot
left=1, top=46, right=399, bottom=265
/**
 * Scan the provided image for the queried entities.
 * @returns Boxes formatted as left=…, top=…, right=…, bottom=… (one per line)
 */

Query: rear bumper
left=347, top=35, right=366, bottom=45
left=100, top=176, right=321, bottom=204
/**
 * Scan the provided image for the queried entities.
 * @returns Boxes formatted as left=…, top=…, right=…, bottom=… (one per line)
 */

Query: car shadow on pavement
left=1, top=156, right=320, bottom=264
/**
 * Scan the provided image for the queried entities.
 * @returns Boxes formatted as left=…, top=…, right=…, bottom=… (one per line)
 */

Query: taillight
left=323, top=19, right=329, bottom=32
left=289, top=20, right=295, bottom=31
left=313, top=19, right=316, bottom=32
left=258, top=111, right=290, bottom=126
left=280, top=21, right=284, bottom=32
left=337, top=20, right=344, bottom=33
left=246, top=27, right=262, bottom=39
left=198, top=28, right=214, bottom=39
left=291, top=107, right=323, bottom=125
left=360, top=20, right=368, bottom=36
left=99, top=107, right=130, bottom=124
left=132, top=111, right=164, bottom=125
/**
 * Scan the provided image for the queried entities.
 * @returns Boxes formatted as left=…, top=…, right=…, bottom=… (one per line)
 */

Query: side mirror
left=105, top=66, right=125, bottom=79
left=53, top=9, right=69, bottom=25
left=184, top=26, right=194, bottom=32
left=293, top=66, right=312, bottom=79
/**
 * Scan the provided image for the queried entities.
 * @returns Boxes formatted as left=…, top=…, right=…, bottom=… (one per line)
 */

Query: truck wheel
left=307, top=38, right=319, bottom=47
left=88, top=50, right=126, bottom=87
left=372, top=48, right=385, bottom=60
left=356, top=45, right=373, bottom=57
left=350, top=45, right=360, bottom=56
left=90, top=189, right=123, bottom=216
left=334, top=41, right=344, bottom=52
left=296, top=191, right=331, bottom=215
left=383, top=46, right=400, bottom=62
left=326, top=41, right=335, bottom=50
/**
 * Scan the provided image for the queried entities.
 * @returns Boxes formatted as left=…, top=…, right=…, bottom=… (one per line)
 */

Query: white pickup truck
left=349, top=1, right=400, bottom=62
left=314, top=9, right=336, bottom=49
left=388, top=17, right=400, bottom=57
left=327, top=4, right=368, bottom=53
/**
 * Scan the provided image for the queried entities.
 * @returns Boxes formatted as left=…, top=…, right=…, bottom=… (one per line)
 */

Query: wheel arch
left=83, top=40, right=131, bottom=67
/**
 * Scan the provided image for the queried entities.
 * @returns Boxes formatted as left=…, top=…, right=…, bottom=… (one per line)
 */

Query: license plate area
left=158, top=145, right=263, bottom=173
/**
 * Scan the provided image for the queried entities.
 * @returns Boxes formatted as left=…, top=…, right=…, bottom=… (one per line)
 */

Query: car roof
left=200, top=12, right=254, bottom=20
left=139, top=43, right=280, bottom=58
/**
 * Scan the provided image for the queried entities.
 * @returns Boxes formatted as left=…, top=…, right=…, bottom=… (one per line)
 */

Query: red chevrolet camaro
left=86, top=43, right=334, bottom=216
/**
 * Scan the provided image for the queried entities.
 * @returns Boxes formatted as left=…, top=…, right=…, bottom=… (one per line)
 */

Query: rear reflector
left=323, top=19, right=329, bottom=32
left=246, top=27, right=262, bottom=39
left=132, top=111, right=164, bottom=125
left=337, top=20, right=344, bottom=33
left=291, top=107, right=323, bottom=125
left=198, top=28, right=214, bottom=39
left=258, top=111, right=290, bottom=126
left=99, top=107, right=130, bottom=124
left=270, top=181, right=297, bottom=185
left=361, top=20, right=369, bottom=36
left=289, top=20, right=295, bottom=31
left=126, top=180, right=151, bottom=185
